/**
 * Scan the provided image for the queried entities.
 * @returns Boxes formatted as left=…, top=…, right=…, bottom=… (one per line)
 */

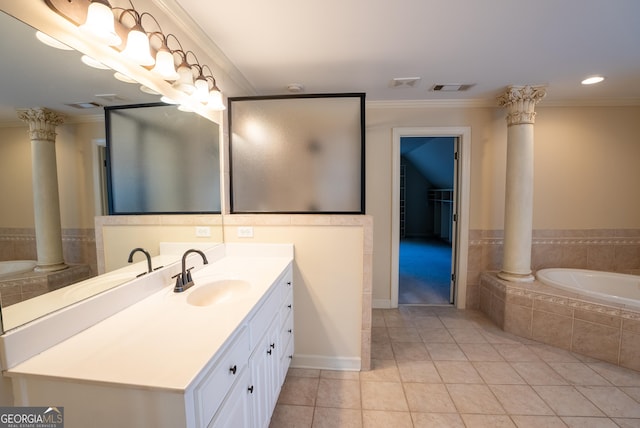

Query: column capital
left=17, top=108, right=65, bottom=141
left=497, top=85, right=546, bottom=126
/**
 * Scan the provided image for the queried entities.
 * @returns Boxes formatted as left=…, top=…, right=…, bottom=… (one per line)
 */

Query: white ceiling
left=1, top=0, right=639, bottom=126
left=174, top=0, right=640, bottom=105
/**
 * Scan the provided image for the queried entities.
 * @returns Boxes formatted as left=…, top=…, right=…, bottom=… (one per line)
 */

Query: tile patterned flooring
left=270, top=306, right=640, bottom=428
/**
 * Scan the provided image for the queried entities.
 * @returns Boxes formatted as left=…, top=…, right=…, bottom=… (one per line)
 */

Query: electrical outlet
left=237, top=226, right=254, bottom=238
left=195, top=226, right=211, bottom=237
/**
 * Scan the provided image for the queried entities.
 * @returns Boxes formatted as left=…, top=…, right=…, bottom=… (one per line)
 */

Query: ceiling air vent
left=431, top=84, right=475, bottom=92
left=390, top=77, right=421, bottom=88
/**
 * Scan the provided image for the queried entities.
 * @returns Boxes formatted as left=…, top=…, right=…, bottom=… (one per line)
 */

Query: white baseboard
left=373, top=299, right=392, bottom=309
left=291, top=354, right=361, bottom=371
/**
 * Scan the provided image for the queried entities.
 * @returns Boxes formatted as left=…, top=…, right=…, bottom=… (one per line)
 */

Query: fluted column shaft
left=497, top=86, right=546, bottom=282
left=18, top=108, right=68, bottom=272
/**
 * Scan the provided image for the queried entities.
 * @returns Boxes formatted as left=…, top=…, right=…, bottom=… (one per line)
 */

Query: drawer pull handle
left=248, top=385, right=254, bottom=394
left=289, top=355, right=293, bottom=359
left=288, top=304, right=292, bottom=309
left=287, top=281, right=291, bottom=286
left=288, top=329, right=292, bottom=333
left=270, top=343, right=275, bottom=349
left=267, top=349, right=272, bottom=355
left=229, top=365, right=237, bottom=375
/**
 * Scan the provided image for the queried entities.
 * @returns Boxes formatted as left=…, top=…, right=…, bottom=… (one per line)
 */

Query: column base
left=35, top=262, right=69, bottom=273
left=497, top=270, right=534, bottom=283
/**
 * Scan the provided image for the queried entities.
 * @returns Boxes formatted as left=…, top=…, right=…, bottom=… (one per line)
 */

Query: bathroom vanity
left=3, top=244, right=294, bottom=428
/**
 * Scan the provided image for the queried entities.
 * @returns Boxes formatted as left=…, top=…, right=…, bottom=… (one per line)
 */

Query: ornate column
left=496, top=85, right=546, bottom=282
left=18, top=108, right=68, bottom=272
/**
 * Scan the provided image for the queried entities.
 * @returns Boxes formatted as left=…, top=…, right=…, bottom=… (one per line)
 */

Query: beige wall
left=366, top=104, right=640, bottom=303
left=98, top=215, right=371, bottom=370
left=0, top=121, right=103, bottom=229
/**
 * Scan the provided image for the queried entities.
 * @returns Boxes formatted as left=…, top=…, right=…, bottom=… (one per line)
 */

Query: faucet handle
left=186, top=267, right=194, bottom=283
left=171, top=273, right=184, bottom=292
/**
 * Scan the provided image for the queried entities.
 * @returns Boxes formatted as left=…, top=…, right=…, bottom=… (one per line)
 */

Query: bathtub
left=536, top=268, right=640, bottom=310
left=0, top=260, right=36, bottom=278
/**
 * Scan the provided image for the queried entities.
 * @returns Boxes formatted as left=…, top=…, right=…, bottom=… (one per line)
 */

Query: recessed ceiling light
left=581, top=76, right=605, bottom=85
left=287, top=83, right=305, bottom=93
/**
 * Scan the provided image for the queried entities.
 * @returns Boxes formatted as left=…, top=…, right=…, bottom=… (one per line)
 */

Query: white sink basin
left=186, top=280, right=251, bottom=306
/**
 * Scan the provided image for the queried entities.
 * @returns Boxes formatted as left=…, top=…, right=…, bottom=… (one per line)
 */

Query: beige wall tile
left=574, top=309, right=621, bottom=329
left=572, top=320, right=621, bottom=364
left=619, top=330, right=640, bottom=372
left=533, top=298, right=573, bottom=317
left=503, top=303, right=532, bottom=338
left=531, top=310, right=573, bottom=350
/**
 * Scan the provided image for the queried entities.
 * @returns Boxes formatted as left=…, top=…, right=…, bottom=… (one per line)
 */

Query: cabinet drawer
left=279, top=310, right=293, bottom=355
left=280, top=288, right=293, bottom=322
left=249, top=286, right=281, bottom=347
left=194, top=326, right=250, bottom=427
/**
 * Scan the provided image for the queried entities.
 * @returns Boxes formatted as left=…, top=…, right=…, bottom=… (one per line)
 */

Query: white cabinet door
left=208, top=369, right=251, bottom=428
left=249, top=314, right=281, bottom=428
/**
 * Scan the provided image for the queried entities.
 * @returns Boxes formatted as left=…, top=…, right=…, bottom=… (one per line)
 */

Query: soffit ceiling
left=174, top=0, right=640, bottom=105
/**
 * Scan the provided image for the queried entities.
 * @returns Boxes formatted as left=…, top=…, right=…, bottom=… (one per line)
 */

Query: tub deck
left=480, top=272, right=640, bottom=372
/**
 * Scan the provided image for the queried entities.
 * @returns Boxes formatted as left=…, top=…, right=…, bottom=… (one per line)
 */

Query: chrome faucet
left=127, top=247, right=153, bottom=277
left=173, top=249, right=209, bottom=293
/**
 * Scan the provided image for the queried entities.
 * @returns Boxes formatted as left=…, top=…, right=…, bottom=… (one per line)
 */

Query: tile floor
left=270, top=306, right=640, bottom=428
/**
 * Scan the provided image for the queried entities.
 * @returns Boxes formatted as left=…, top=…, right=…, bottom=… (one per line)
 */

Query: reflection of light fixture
left=79, top=0, right=121, bottom=46
left=36, top=31, right=73, bottom=50
left=81, top=55, right=111, bottom=70
left=160, top=95, right=179, bottom=104
left=114, top=72, right=137, bottom=83
left=140, top=85, right=160, bottom=95
left=581, top=76, right=605, bottom=85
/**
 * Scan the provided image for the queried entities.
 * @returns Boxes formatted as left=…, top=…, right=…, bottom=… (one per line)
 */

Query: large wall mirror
left=0, top=10, right=223, bottom=333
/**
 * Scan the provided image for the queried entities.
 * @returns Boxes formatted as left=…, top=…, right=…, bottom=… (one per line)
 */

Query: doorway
left=399, top=137, right=456, bottom=304
left=391, top=127, right=470, bottom=309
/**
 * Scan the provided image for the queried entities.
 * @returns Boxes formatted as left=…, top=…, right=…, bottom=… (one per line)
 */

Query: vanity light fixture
left=205, top=75, right=226, bottom=111
left=44, top=0, right=225, bottom=118
left=172, top=50, right=196, bottom=94
left=79, top=0, right=121, bottom=46
left=149, top=33, right=180, bottom=81
left=118, top=10, right=155, bottom=66
left=581, top=76, right=605, bottom=85
left=192, top=64, right=211, bottom=102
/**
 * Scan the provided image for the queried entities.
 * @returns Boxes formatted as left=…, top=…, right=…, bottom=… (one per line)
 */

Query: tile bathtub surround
left=270, top=307, right=640, bottom=428
left=466, top=229, right=640, bottom=309
left=480, top=273, right=640, bottom=372
left=0, top=228, right=98, bottom=275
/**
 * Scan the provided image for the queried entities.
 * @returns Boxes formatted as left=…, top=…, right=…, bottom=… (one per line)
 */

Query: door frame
left=391, top=127, right=471, bottom=308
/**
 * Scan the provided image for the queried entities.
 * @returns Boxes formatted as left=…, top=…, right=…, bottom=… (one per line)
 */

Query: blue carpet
left=399, top=238, right=452, bottom=305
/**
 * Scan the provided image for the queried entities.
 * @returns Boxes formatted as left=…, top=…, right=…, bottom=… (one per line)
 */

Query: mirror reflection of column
left=17, top=108, right=68, bottom=273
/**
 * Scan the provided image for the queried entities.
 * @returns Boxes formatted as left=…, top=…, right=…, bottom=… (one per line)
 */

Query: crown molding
left=152, top=0, right=256, bottom=97
left=366, top=97, right=640, bottom=110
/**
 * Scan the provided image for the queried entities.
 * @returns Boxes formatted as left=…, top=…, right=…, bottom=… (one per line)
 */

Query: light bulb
left=79, top=1, right=121, bottom=46
left=151, top=48, right=179, bottom=81
left=121, top=25, right=154, bottom=66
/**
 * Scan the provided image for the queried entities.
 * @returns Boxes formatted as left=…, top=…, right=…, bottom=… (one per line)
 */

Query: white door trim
left=391, top=127, right=471, bottom=309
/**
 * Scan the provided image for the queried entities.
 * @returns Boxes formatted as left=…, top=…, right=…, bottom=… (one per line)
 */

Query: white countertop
left=7, top=255, right=292, bottom=391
